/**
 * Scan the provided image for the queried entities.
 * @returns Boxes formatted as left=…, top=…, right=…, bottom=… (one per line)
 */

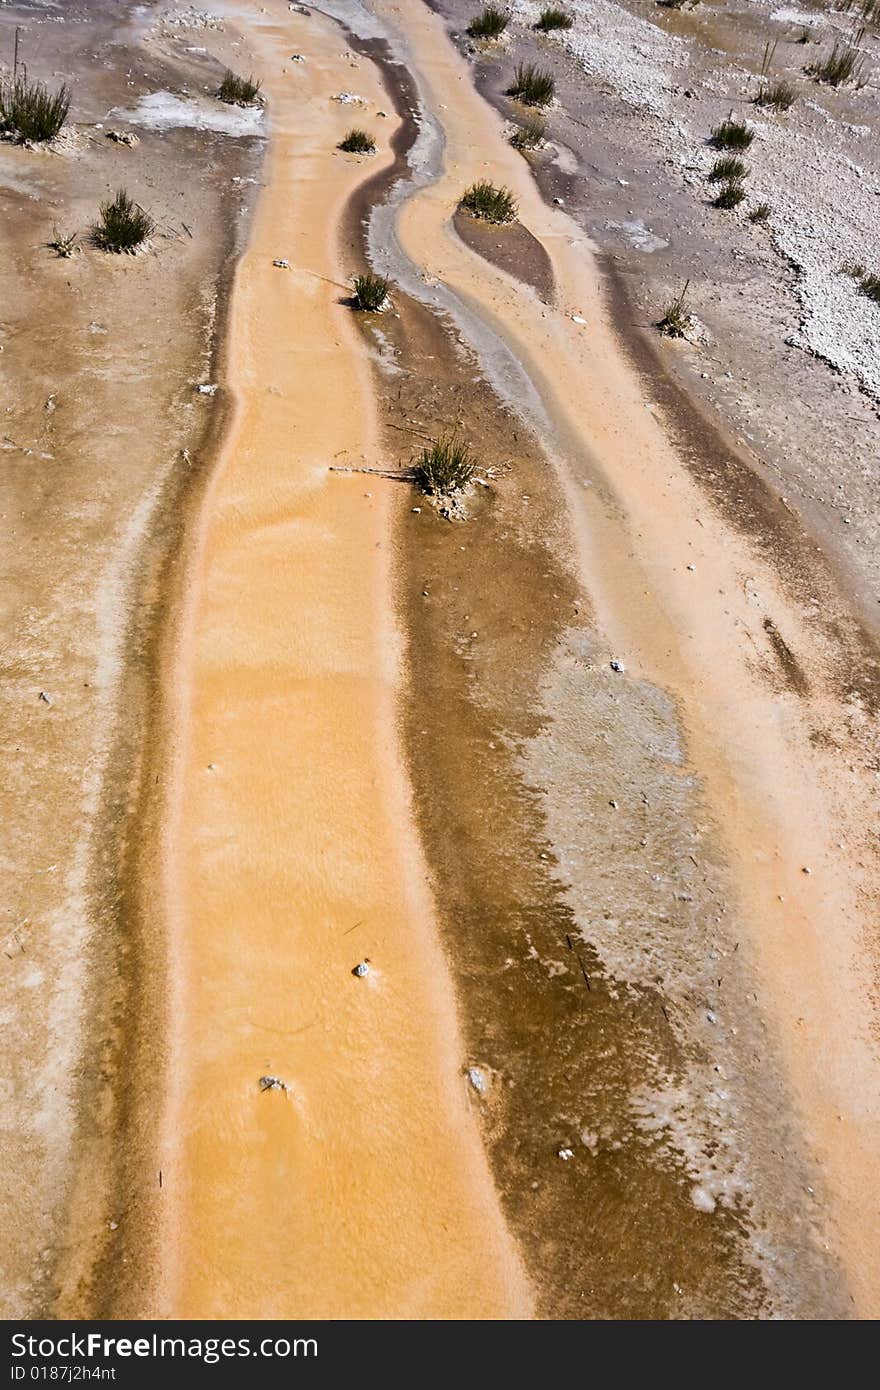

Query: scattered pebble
left=259, top=1075, right=291, bottom=1095
left=352, top=960, right=370, bottom=978
left=196, top=383, right=217, bottom=396
left=273, top=258, right=291, bottom=269
left=38, top=691, right=52, bottom=706
left=610, top=658, right=625, bottom=673
left=558, top=1147, right=574, bottom=1161
left=467, top=1067, right=487, bottom=1094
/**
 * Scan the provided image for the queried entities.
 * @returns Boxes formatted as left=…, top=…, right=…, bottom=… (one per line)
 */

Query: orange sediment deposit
left=159, top=5, right=531, bottom=1318
left=367, top=0, right=880, bottom=1311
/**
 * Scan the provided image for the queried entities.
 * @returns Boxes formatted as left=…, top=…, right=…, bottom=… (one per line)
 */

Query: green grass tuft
left=467, top=6, right=509, bottom=38
left=511, top=114, right=546, bottom=150
left=714, top=179, right=747, bottom=209
left=459, top=180, right=518, bottom=223
left=748, top=202, right=772, bottom=224
left=806, top=38, right=864, bottom=87
left=416, top=435, right=476, bottom=494
left=535, top=7, right=573, bottom=31
left=710, top=118, right=754, bottom=149
left=860, top=272, right=880, bottom=304
left=338, top=128, right=376, bottom=153
left=507, top=63, right=555, bottom=107
left=755, top=80, right=797, bottom=110
left=0, top=76, right=70, bottom=141
left=93, top=190, right=155, bottom=253
left=352, top=272, right=391, bottom=311
left=218, top=69, right=262, bottom=105
left=708, top=153, right=748, bottom=182
left=657, top=280, right=691, bottom=337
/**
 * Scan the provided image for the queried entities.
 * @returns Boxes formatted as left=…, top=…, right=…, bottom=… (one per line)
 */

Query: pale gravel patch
left=510, top=0, right=685, bottom=115
left=112, top=90, right=265, bottom=135
left=507, top=0, right=880, bottom=398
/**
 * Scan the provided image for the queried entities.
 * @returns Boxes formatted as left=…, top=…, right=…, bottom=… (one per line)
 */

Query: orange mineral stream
left=159, top=4, right=531, bottom=1319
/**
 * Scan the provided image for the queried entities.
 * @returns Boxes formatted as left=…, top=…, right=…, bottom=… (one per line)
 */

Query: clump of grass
left=93, top=190, right=155, bottom=253
left=507, top=62, right=555, bottom=107
left=511, top=113, right=546, bottom=150
left=710, top=117, right=754, bottom=149
left=338, top=128, right=376, bottom=153
left=657, top=280, right=692, bottom=338
left=748, top=201, right=772, bottom=224
left=806, top=37, right=864, bottom=87
left=217, top=69, right=262, bottom=105
left=467, top=6, right=509, bottom=38
left=708, top=153, right=748, bottom=182
left=0, top=76, right=70, bottom=142
left=459, top=180, right=518, bottom=223
left=657, top=0, right=691, bottom=8
left=352, top=272, right=391, bottom=311
left=860, top=272, right=880, bottom=304
left=416, top=434, right=476, bottom=494
left=714, top=179, right=747, bottom=209
left=49, top=225, right=78, bottom=257
left=535, top=7, right=573, bottom=31
left=841, top=262, right=880, bottom=304
left=755, top=80, right=796, bottom=110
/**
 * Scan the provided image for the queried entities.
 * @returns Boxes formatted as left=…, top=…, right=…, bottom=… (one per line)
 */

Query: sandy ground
left=158, top=1, right=531, bottom=1320
left=0, top=0, right=261, bottom=1316
left=1, top=0, right=878, bottom=1321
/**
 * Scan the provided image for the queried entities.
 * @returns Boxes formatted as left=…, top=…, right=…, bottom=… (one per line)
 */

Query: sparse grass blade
left=93, top=189, right=155, bottom=253
left=860, top=272, right=880, bottom=304
left=658, top=280, right=691, bottom=337
left=416, top=434, right=476, bottom=494
left=806, top=37, right=864, bottom=87
left=352, top=272, right=391, bottom=311
left=467, top=6, right=509, bottom=38
left=710, top=118, right=754, bottom=149
left=338, top=128, right=376, bottom=153
left=714, top=178, right=747, bottom=209
left=535, top=7, right=573, bottom=31
left=507, top=63, right=555, bottom=107
left=459, top=180, right=518, bottom=223
left=755, top=80, right=796, bottom=110
left=217, top=69, right=262, bottom=105
left=708, top=153, right=748, bottom=182
left=748, top=202, right=772, bottom=224
left=0, top=76, right=70, bottom=141
left=511, top=114, right=546, bottom=150
left=49, top=225, right=78, bottom=257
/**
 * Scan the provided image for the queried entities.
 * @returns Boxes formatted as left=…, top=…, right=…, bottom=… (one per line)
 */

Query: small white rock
left=690, top=1184, right=716, bottom=1214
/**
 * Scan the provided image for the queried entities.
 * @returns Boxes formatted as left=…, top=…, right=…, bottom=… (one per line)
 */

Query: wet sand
left=160, top=2, right=531, bottom=1320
